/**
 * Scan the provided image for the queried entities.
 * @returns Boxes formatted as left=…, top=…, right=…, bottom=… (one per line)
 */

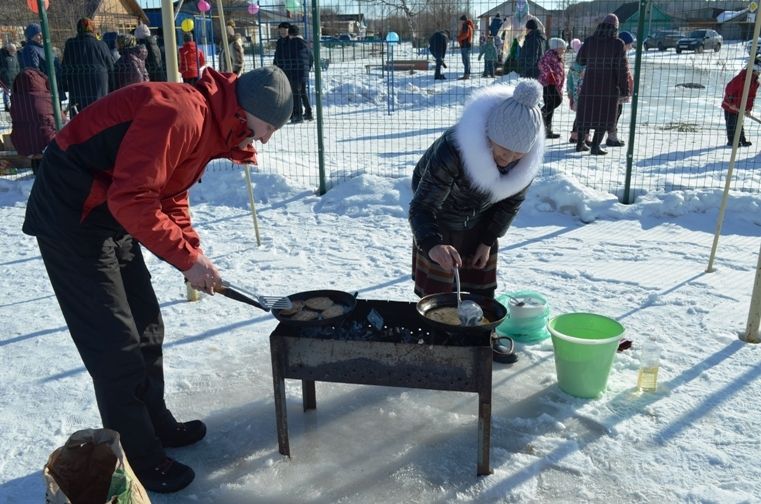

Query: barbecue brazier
left=269, top=298, right=495, bottom=475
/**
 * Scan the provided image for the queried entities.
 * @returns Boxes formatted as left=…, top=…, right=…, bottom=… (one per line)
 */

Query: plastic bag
left=44, top=428, right=151, bottom=504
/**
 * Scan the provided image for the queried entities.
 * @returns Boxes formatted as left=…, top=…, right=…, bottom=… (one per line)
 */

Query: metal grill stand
left=269, top=299, right=494, bottom=475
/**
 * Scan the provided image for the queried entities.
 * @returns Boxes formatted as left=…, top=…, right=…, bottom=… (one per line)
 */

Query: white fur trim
left=453, top=84, right=545, bottom=203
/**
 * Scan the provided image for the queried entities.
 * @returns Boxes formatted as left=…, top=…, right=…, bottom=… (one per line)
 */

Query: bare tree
left=364, top=0, right=428, bottom=41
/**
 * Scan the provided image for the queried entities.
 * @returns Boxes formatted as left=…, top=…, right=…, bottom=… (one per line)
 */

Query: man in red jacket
left=178, top=32, right=205, bottom=84
left=722, top=61, right=760, bottom=147
left=23, top=66, right=292, bottom=493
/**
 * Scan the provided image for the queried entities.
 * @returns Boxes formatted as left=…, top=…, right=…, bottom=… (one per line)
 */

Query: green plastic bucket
left=548, top=313, right=625, bottom=398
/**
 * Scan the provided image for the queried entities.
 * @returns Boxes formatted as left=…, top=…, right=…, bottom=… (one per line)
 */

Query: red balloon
left=27, top=0, right=49, bottom=14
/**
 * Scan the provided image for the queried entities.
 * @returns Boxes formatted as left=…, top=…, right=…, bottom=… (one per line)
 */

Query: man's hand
left=183, top=254, right=221, bottom=294
left=470, top=243, right=492, bottom=269
left=428, top=244, right=462, bottom=272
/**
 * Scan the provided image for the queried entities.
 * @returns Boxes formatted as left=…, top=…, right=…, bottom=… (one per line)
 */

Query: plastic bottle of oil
left=637, top=339, right=661, bottom=392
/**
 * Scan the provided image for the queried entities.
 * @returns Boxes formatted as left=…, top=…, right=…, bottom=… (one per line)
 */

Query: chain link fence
left=1, top=0, right=760, bottom=201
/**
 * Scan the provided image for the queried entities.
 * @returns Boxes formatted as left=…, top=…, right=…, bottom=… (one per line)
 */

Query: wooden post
left=161, top=0, right=181, bottom=83
left=742, top=241, right=761, bottom=343
left=244, top=165, right=262, bottom=246
left=215, top=0, right=233, bottom=72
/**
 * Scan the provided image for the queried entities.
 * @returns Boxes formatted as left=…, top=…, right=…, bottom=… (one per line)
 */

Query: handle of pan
left=216, top=283, right=270, bottom=312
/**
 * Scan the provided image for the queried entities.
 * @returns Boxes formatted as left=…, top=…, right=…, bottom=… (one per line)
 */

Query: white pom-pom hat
left=486, top=79, right=543, bottom=153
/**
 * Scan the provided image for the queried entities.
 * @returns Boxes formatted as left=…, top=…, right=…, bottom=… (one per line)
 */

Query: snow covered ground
left=1, top=40, right=761, bottom=504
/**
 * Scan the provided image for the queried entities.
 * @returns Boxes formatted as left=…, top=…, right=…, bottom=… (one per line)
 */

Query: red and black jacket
left=23, top=68, right=255, bottom=271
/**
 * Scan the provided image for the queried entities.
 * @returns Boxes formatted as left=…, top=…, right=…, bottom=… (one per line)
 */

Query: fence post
left=742, top=240, right=761, bottom=343
left=311, top=0, right=327, bottom=195
left=622, top=0, right=649, bottom=204
left=36, top=0, right=62, bottom=130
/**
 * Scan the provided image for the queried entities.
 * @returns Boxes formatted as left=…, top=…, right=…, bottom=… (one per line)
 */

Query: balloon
left=26, top=0, right=49, bottom=14
left=751, top=1, right=759, bottom=13
left=385, top=31, right=399, bottom=43
left=247, top=3, right=259, bottom=15
left=181, top=18, right=194, bottom=33
left=285, top=0, right=300, bottom=12
left=197, top=0, right=211, bottom=13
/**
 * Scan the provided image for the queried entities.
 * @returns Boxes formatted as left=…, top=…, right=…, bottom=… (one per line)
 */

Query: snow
left=2, top=43, right=761, bottom=504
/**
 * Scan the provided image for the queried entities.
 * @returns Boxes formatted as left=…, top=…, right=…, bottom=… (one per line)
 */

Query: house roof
left=613, top=2, right=639, bottom=24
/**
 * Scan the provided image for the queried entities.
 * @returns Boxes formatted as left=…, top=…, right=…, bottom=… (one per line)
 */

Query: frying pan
left=416, top=292, right=507, bottom=334
left=271, top=289, right=358, bottom=327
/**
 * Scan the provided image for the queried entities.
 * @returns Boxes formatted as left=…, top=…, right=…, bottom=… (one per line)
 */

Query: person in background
left=409, top=79, right=545, bottom=298
left=538, top=37, right=567, bottom=139
left=605, top=31, right=635, bottom=147
left=273, top=21, right=290, bottom=72
left=722, top=60, right=760, bottom=147
left=178, top=32, right=205, bottom=85
left=113, top=34, right=148, bottom=90
left=102, top=31, right=121, bottom=62
left=135, top=23, right=165, bottom=82
left=490, top=13, right=503, bottom=37
left=61, top=18, right=114, bottom=115
left=22, top=66, right=292, bottom=494
left=284, top=24, right=313, bottom=123
left=456, top=14, right=474, bottom=80
left=220, top=22, right=245, bottom=76
left=0, top=42, right=20, bottom=112
left=19, top=23, right=65, bottom=102
left=10, top=67, right=57, bottom=175
left=478, top=34, right=498, bottom=78
left=575, top=13, right=629, bottom=155
left=566, top=38, right=588, bottom=145
left=429, top=30, right=448, bottom=80
left=517, top=18, right=545, bottom=79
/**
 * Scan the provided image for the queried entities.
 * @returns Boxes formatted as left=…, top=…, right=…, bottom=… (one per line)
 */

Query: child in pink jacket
left=538, top=37, right=567, bottom=139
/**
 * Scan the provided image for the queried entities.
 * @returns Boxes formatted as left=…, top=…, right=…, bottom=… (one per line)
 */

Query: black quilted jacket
left=409, top=127, right=528, bottom=256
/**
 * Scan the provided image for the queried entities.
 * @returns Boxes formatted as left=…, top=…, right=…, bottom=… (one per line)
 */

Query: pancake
left=291, top=309, right=319, bottom=321
left=321, top=304, right=345, bottom=319
left=305, top=296, right=334, bottom=310
left=278, top=299, right=304, bottom=316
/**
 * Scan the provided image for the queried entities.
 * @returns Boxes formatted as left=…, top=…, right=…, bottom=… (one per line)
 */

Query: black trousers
left=541, top=85, right=562, bottom=132
left=290, top=77, right=312, bottom=119
left=724, top=110, right=748, bottom=144
left=37, top=232, right=170, bottom=467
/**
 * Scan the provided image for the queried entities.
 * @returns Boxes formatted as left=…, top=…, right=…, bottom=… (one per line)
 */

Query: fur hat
left=570, top=38, right=582, bottom=52
left=486, top=79, right=543, bottom=153
left=619, top=31, right=635, bottom=45
left=135, top=23, right=151, bottom=39
left=525, top=19, right=538, bottom=31
left=25, top=23, right=41, bottom=41
left=603, top=13, right=619, bottom=28
left=548, top=38, right=567, bottom=51
left=236, top=66, right=293, bottom=129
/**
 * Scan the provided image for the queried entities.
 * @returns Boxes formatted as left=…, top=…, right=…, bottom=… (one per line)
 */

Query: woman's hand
left=428, top=245, right=462, bottom=272
left=470, top=243, right=492, bottom=269
left=183, top=254, right=221, bottom=294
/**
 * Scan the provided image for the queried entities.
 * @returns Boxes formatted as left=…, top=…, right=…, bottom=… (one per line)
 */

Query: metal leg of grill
left=303, top=380, right=316, bottom=410
left=477, top=347, right=493, bottom=476
left=271, top=340, right=290, bottom=456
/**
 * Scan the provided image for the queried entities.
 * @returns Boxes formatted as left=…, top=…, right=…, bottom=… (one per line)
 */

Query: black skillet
left=271, top=289, right=358, bottom=327
left=416, top=292, right=507, bottom=334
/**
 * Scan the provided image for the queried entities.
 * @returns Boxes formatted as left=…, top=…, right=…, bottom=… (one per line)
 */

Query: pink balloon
left=197, top=0, right=210, bottom=13
left=247, top=3, right=259, bottom=15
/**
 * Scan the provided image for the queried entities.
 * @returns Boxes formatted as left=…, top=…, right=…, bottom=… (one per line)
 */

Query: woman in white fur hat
left=409, top=79, right=545, bottom=298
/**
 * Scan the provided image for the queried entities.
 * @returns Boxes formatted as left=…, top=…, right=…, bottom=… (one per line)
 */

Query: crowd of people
left=428, top=12, right=634, bottom=155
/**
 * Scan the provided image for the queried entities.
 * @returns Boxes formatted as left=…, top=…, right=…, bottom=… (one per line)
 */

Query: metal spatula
left=454, top=267, right=483, bottom=326
left=219, top=281, right=293, bottom=311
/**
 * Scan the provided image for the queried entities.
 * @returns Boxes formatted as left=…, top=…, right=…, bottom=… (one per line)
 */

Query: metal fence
left=2, top=0, right=760, bottom=201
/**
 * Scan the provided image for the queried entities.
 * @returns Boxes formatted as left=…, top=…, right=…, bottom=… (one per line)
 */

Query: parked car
left=676, top=29, right=722, bottom=53
left=321, top=36, right=348, bottom=49
left=643, top=30, right=682, bottom=51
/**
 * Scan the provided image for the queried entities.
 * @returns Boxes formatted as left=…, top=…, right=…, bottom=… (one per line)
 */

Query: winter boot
left=134, top=457, right=195, bottom=493
left=590, top=130, right=607, bottom=155
left=576, top=131, right=590, bottom=152
left=606, top=133, right=625, bottom=147
left=156, top=419, right=207, bottom=448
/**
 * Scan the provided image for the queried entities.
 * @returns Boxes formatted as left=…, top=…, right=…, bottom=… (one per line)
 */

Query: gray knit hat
left=486, top=79, right=543, bottom=153
left=235, top=66, right=293, bottom=129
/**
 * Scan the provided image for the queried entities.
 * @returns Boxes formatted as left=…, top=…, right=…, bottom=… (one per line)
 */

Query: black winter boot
left=134, top=457, right=195, bottom=493
left=590, top=130, right=607, bottom=155
left=576, top=131, right=589, bottom=152
left=156, top=419, right=207, bottom=448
